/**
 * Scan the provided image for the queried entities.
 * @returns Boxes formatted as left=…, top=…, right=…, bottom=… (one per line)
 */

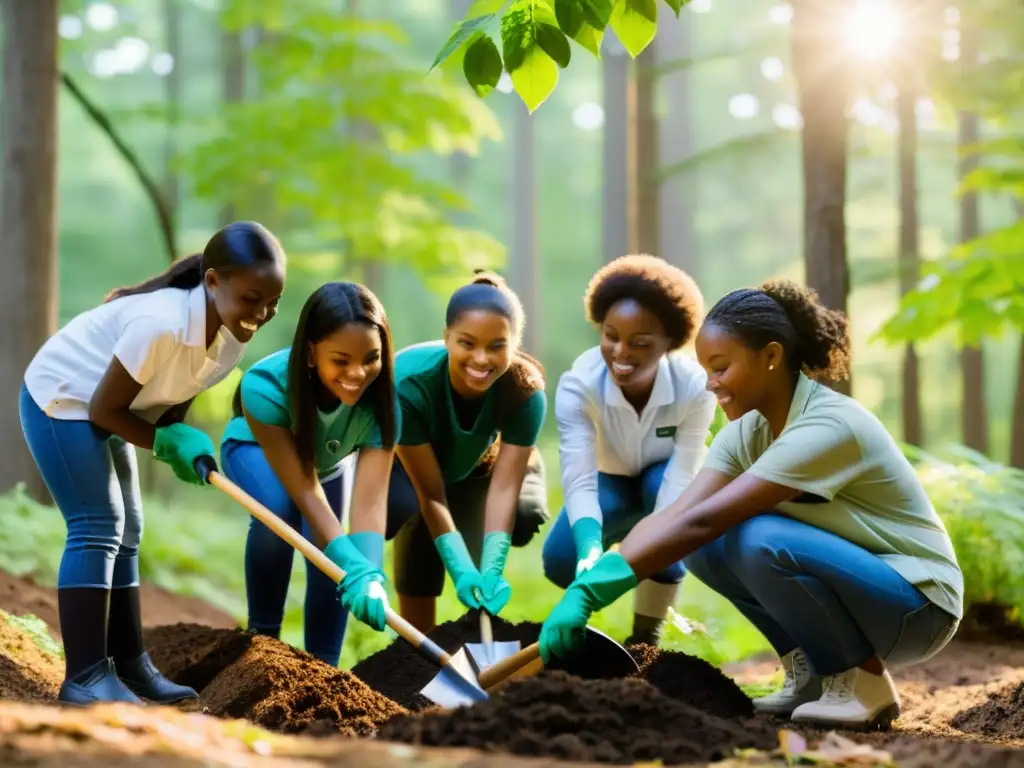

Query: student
left=220, top=282, right=398, bottom=667
left=537, top=279, right=963, bottom=731
left=542, top=255, right=717, bottom=646
left=19, top=222, right=287, bottom=705
left=386, top=271, right=549, bottom=633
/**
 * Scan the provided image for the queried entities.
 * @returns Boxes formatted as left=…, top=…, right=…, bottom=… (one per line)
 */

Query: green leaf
left=501, top=0, right=559, bottom=71
left=555, top=0, right=584, bottom=37
left=582, top=0, right=613, bottom=27
left=572, top=20, right=605, bottom=55
left=468, top=0, right=508, bottom=13
left=609, top=0, right=657, bottom=57
left=432, top=14, right=498, bottom=71
left=463, top=34, right=504, bottom=97
left=664, top=0, right=688, bottom=15
left=510, top=45, right=560, bottom=112
left=536, top=23, right=572, bottom=67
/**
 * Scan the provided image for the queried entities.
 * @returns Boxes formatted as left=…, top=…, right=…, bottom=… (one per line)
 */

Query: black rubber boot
left=109, top=586, right=198, bottom=704
left=115, top=651, right=198, bottom=704
left=56, top=587, right=140, bottom=705
left=625, top=613, right=664, bottom=647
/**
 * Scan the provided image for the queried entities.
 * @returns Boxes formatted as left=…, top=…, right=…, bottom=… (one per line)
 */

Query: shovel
left=194, top=457, right=487, bottom=707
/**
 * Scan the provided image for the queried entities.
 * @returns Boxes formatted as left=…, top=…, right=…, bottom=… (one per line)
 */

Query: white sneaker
left=790, top=666, right=901, bottom=730
left=752, top=648, right=822, bottom=715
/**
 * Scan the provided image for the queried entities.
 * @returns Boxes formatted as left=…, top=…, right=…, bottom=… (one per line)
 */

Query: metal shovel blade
left=465, top=639, right=522, bottom=670
left=420, top=647, right=490, bottom=709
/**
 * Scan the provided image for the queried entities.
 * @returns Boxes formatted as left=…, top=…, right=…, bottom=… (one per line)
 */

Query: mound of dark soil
left=378, top=670, right=775, bottom=765
left=950, top=679, right=1024, bottom=739
left=628, top=642, right=754, bottom=718
left=145, top=623, right=404, bottom=736
left=350, top=612, right=541, bottom=710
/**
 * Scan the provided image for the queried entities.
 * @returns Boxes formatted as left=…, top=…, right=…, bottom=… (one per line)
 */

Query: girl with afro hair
left=542, top=255, right=717, bottom=647
left=538, top=278, right=963, bottom=733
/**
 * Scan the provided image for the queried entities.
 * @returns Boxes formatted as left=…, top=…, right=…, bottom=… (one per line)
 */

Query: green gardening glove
left=479, top=531, right=512, bottom=615
left=153, top=423, right=216, bottom=486
left=434, top=531, right=484, bottom=611
left=539, top=551, right=638, bottom=665
left=324, top=533, right=388, bottom=631
left=571, top=517, right=604, bottom=576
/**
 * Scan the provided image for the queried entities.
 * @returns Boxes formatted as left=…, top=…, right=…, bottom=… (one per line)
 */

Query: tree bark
left=633, top=46, right=658, bottom=257
left=655, top=12, right=698, bottom=276
left=219, top=26, right=246, bottom=225
left=0, top=0, right=60, bottom=501
left=896, top=83, right=922, bottom=445
left=511, top=98, right=539, bottom=355
left=602, top=36, right=630, bottom=263
left=791, top=0, right=852, bottom=395
left=957, top=19, right=989, bottom=454
left=163, top=0, right=183, bottom=231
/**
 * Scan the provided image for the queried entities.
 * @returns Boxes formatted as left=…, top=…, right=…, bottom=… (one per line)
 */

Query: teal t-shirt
left=395, top=341, right=546, bottom=483
left=221, top=348, right=391, bottom=477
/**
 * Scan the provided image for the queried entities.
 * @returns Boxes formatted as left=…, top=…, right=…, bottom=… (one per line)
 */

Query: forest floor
left=0, top=571, right=1022, bottom=768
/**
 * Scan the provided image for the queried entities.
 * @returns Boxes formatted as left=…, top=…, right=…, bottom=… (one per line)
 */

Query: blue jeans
left=19, top=383, right=143, bottom=590
left=221, top=439, right=348, bottom=667
left=543, top=460, right=686, bottom=589
left=684, top=514, right=959, bottom=676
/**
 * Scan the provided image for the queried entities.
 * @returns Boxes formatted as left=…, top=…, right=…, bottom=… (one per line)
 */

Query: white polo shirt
left=555, top=346, right=717, bottom=525
left=25, top=284, right=246, bottom=424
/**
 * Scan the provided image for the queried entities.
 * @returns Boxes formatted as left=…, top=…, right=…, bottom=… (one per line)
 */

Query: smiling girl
left=542, top=255, right=717, bottom=646
left=386, top=271, right=549, bottom=632
left=219, top=282, right=398, bottom=667
left=20, top=221, right=286, bottom=705
left=538, top=278, right=963, bottom=731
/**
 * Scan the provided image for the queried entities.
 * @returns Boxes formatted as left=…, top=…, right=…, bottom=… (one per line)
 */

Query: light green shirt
left=220, top=348, right=387, bottom=477
left=705, top=373, right=964, bottom=619
left=395, top=341, right=547, bottom=483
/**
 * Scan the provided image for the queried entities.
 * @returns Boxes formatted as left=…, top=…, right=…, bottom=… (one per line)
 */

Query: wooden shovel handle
left=477, top=641, right=542, bottom=690
left=202, top=464, right=450, bottom=663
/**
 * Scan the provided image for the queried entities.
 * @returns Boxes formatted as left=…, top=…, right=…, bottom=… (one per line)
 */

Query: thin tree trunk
left=958, top=19, right=989, bottom=454
left=1011, top=199, right=1024, bottom=469
left=0, top=0, right=60, bottom=502
left=655, top=12, right=698, bottom=276
left=633, top=46, right=658, bottom=256
left=511, top=98, right=539, bottom=354
left=896, top=84, right=922, bottom=445
left=219, top=27, right=245, bottom=225
left=791, top=0, right=852, bottom=395
left=163, top=0, right=182, bottom=232
left=603, top=37, right=630, bottom=263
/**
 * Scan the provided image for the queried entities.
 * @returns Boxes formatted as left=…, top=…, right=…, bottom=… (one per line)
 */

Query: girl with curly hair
left=538, top=278, right=964, bottom=732
left=385, top=271, right=549, bottom=633
left=542, top=255, right=717, bottom=647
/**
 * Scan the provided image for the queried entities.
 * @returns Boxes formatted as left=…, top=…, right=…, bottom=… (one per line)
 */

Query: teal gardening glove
left=153, top=423, right=216, bottom=486
left=539, top=550, right=638, bottom=664
left=479, top=531, right=512, bottom=615
left=571, top=517, right=604, bottom=576
left=324, top=532, right=388, bottom=631
left=434, top=531, right=485, bottom=610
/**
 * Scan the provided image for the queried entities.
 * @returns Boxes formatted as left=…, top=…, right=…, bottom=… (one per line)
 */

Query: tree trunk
left=219, top=26, right=246, bottom=225
left=896, top=84, right=922, bottom=445
left=957, top=19, right=989, bottom=454
left=603, top=36, right=630, bottom=263
left=511, top=98, right=539, bottom=354
left=1012, top=339, right=1024, bottom=469
left=791, top=0, right=851, bottom=395
left=633, top=46, right=658, bottom=256
left=163, top=0, right=182, bottom=230
left=655, top=12, right=698, bottom=276
left=0, top=0, right=60, bottom=501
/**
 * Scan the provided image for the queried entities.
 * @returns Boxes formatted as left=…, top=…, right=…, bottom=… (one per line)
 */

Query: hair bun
left=470, top=269, right=505, bottom=289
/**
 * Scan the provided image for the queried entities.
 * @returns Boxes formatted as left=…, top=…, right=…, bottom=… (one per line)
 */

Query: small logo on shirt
left=656, top=426, right=676, bottom=438
left=326, top=440, right=341, bottom=454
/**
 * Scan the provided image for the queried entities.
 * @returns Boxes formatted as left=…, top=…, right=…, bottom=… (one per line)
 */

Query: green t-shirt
left=705, top=372, right=964, bottom=620
left=395, top=341, right=547, bottom=483
left=220, top=348, right=389, bottom=477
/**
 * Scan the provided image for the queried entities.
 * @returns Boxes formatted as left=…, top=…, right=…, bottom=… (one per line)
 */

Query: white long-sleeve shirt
left=555, top=346, right=717, bottom=526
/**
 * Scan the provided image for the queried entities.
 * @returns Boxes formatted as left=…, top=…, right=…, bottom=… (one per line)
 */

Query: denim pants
left=19, top=383, right=143, bottom=590
left=684, top=513, right=960, bottom=676
left=221, top=439, right=348, bottom=667
left=542, top=459, right=686, bottom=589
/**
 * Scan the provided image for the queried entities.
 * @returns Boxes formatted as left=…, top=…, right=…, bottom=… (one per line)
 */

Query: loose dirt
left=629, top=642, right=754, bottom=718
left=0, top=612, right=62, bottom=702
left=146, top=623, right=405, bottom=736
left=378, top=670, right=774, bottom=765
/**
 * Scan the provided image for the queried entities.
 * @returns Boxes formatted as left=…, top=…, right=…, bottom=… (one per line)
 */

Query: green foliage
left=433, top=0, right=690, bottom=111
left=912, top=445, right=1024, bottom=619
left=5, top=613, right=64, bottom=660
left=173, top=2, right=506, bottom=278
left=463, top=35, right=504, bottom=97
